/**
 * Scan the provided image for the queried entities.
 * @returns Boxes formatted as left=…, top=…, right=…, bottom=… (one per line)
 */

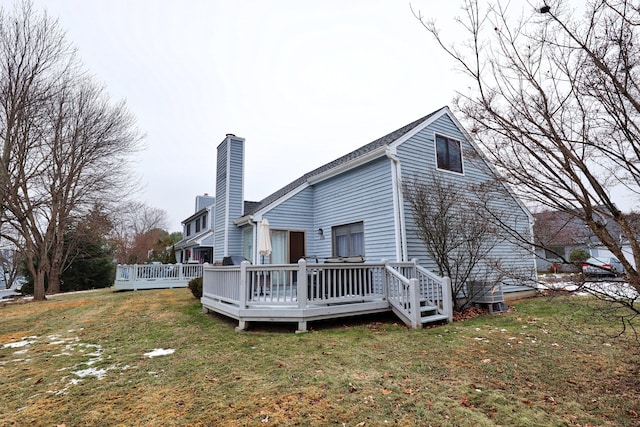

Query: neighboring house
left=174, top=194, right=215, bottom=264
left=212, top=106, right=536, bottom=297
left=534, top=209, right=639, bottom=272
left=533, top=210, right=592, bottom=272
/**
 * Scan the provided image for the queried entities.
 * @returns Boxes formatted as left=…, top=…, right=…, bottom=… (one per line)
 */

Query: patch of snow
left=73, top=367, right=109, bottom=380
left=539, top=280, right=639, bottom=299
left=3, top=339, right=36, bottom=349
left=144, top=348, right=175, bottom=358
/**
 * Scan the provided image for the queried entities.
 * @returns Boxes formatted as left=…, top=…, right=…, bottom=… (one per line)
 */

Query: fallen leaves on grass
left=453, top=306, right=489, bottom=321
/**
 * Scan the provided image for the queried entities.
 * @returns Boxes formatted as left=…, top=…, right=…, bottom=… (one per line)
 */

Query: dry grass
left=0, top=288, right=638, bottom=426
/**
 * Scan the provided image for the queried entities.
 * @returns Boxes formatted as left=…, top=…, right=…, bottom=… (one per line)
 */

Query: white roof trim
left=388, top=107, right=451, bottom=152
left=174, top=229, right=214, bottom=249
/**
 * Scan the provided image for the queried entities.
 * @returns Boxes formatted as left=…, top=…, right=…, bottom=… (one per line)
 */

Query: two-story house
left=174, top=194, right=215, bottom=264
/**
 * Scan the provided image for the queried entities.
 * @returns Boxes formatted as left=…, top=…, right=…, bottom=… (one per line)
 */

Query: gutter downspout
left=386, top=148, right=408, bottom=262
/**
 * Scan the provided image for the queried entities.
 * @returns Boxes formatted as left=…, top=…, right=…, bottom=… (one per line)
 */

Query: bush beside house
left=188, top=277, right=203, bottom=299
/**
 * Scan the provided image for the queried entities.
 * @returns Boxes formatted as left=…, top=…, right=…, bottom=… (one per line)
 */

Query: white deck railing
left=114, top=263, right=203, bottom=290
left=203, top=260, right=387, bottom=307
left=202, top=258, right=452, bottom=331
left=387, top=260, right=453, bottom=326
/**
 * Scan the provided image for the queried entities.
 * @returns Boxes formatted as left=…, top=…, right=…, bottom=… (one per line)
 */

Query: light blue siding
left=213, top=140, right=227, bottom=260
left=397, top=114, right=536, bottom=291
left=257, top=159, right=397, bottom=262
left=202, top=234, right=214, bottom=246
left=261, top=187, right=315, bottom=253
left=262, top=187, right=314, bottom=230
left=227, top=139, right=244, bottom=257
left=313, top=158, right=396, bottom=261
left=214, top=137, right=245, bottom=261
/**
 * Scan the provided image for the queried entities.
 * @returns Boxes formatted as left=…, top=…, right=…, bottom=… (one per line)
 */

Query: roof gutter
left=233, top=215, right=254, bottom=226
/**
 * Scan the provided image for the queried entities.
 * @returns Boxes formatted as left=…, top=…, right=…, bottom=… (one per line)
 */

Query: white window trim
left=433, top=132, right=465, bottom=175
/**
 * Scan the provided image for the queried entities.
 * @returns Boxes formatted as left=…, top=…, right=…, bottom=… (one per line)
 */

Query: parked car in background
left=582, top=257, right=623, bottom=277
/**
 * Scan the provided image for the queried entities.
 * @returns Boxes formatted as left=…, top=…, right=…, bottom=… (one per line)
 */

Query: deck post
left=178, top=263, right=184, bottom=281
left=133, top=264, right=139, bottom=291
left=381, top=259, right=389, bottom=299
left=411, top=258, right=419, bottom=279
left=296, top=259, right=308, bottom=333
left=409, top=278, right=421, bottom=328
left=442, top=276, right=453, bottom=322
left=239, top=261, right=249, bottom=309
left=297, top=259, right=308, bottom=310
left=236, top=319, right=249, bottom=332
left=296, top=320, right=307, bottom=333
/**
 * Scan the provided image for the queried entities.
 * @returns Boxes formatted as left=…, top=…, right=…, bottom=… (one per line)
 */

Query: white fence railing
left=115, top=263, right=203, bottom=288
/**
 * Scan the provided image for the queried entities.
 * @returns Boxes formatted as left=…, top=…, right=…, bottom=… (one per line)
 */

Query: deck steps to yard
left=420, top=313, right=450, bottom=325
left=419, top=302, right=449, bottom=326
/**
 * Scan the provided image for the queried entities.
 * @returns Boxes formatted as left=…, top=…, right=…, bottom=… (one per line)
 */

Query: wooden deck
left=114, top=263, right=203, bottom=290
left=201, top=259, right=452, bottom=332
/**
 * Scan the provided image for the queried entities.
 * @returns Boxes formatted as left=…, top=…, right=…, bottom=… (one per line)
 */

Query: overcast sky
left=28, top=1, right=633, bottom=232
left=21, top=0, right=470, bottom=231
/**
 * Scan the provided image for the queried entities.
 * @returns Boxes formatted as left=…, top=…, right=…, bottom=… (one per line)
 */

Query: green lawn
left=0, top=288, right=637, bottom=426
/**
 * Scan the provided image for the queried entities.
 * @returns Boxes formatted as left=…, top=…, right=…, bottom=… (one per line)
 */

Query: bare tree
left=402, top=173, right=505, bottom=310
left=415, top=0, right=640, bottom=317
left=44, top=79, right=139, bottom=294
left=0, top=2, right=141, bottom=300
left=110, top=202, right=169, bottom=264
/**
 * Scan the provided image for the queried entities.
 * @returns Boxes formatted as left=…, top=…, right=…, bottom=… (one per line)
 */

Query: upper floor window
left=202, top=212, right=207, bottom=229
left=435, top=134, right=463, bottom=174
left=195, top=218, right=201, bottom=233
left=332, top=222, right=364, bottom=257
left=186, top=224, right=191, bottom=236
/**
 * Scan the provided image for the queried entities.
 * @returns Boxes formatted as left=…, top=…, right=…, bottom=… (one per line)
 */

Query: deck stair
left=419, top=300, right=450, bottom=325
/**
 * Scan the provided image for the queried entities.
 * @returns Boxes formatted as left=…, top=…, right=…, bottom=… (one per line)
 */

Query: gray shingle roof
left=244, top=107, right=445, bottom=216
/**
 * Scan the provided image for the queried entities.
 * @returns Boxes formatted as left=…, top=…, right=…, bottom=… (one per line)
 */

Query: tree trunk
left=47, top=262, right=61, bottom=295
left=32, top=271, right=47, bottom=301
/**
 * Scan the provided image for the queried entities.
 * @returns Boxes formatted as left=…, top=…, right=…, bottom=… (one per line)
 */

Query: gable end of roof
left=244, top=107, right=448, bottom=216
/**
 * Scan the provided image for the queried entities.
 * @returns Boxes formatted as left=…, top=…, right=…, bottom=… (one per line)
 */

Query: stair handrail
left=385, top=264, right=421, bottom=327
left=414, top=263, right=453, bottom=322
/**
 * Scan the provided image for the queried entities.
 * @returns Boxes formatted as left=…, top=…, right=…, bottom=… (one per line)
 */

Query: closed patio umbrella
left=258, top=218, right=272, bottom=264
